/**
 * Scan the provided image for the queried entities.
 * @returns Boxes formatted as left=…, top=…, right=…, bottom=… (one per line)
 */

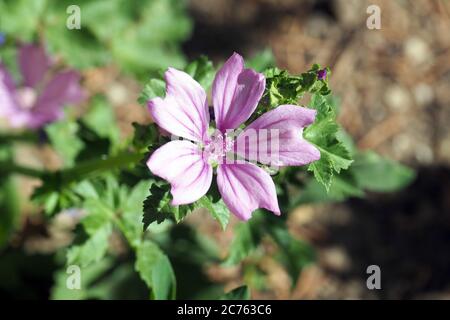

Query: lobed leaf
left=135, top=240, right=176, bottom=299
left=304, top=94, right=353, bottom=190
left=221, top=286, right=251, bottom=300
left=67, top=223, right=112, bottom=268
left=196, top=196, right=230, bottom=230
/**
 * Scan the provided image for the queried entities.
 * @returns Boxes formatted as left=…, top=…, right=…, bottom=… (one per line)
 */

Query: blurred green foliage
left=0, top=0, right=192, bottom=76
left=0, top=146, right=19, bottom=248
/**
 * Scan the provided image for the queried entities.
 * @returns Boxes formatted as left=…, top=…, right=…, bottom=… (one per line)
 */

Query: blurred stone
left=385, top=85, right=412, bottom=112
left=320, top=246, right=351, bottom=272
left=305, top=15, right=336, bottom=39
left=290, top=205, right=315, bottom=225
left=107, top=82, right=128, bottom=107
left=415, top=143, right=434, bottom=164
left=392, top=134, right=414, bottom=158
left=364, top=31, right=386, bottom=50
left=368, top=101, right=387, bottom=122
left=293, top=265, right=325, bottom=299
left=334, top=0, right=367, bottom=28
left=414, top=83, right=434, bottom=106
left=439, top=138, right=450, bottom=164
left=404, top=37, right=432, bottom=65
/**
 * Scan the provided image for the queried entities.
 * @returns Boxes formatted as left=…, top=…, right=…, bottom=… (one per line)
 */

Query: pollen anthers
left=203, top=130, right=234, bottom=166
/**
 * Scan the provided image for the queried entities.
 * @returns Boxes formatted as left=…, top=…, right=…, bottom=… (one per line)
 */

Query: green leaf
left=307, top=159, right=333, bottom=191
left=45, top=20, right=110, bottom=69
left=137, top=0, right=192, bottom=43
left=109, top=0, right=191, bottom=75
left=44, top=0, right=191, bottom=71
left=142, top=183, right=194, bottom=230
left=243, top=264, right=267, bottom=291
left=263, top=64, right=331, bottom=109
left=2, top=0, right=191, bottom=73
left=74, top=121, right=112, bottom=162
left=268, top=227, right=315, bottom=285
left=121, top=180, right=153, bottom=247
left=44, top=192, right=60, bottom=214
left=111, top=37, right=186, bottom=75
left=221, top=285, right=250, bottom=300
left=352, top=151, right=415, bottom=192
left=82, top=96, right=120, bottom=150
left=138, top=78, right=166, bottom=105
left=142, top=183, right=172, bottom=230
left=0, top=0, right=47, bottom=41
left=264, top=68, right=301, bottom=108
left=124, top=181, right=154, bottom=217
left=305, top=94, right=353, bottom=190
left=172, top=204, right=194, bottom=223
left=75, top=0, right=129, bottom=41
left=184, top=55, right=215, bottom=89
left=0, top=46, right=20, bottom=82
left=135, top=240, right=176, bottom=299
left=131, top=122, right=159, bottom=151
left=51, top=257, right=114, bottom=300
left=67, top=223, right=112, bottom=268
left=225, top=222, right=260, bottom=265
left=45, top=120, right=84, bottom=167
left=52, top=257, right=149, bottom=300
left=196, top=197, right=230, bottom=230
left=0, top=176, right=20, bottom=247
left=72, top=180, right=99, bottom=200
left=295, top=173, right=364, bottom=205
left=293, top=152, right=415, bottom=205
left=81, top=199, right=114, bottom=235
left=32, top=178, right=84, bottom=216
left=246, top=49, right=275, bottom=72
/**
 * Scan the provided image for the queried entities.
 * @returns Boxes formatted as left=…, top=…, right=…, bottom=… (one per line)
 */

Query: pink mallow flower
left=0, top=44, right=83, bottom=129
left=147, top=53, right=320, bottom=220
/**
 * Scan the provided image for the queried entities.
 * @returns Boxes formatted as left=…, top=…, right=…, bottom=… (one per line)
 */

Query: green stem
left=1, top=150, right=145, bottom=181
left=59, top=150, right=145, bottom=184
left=0, top=131, right=39, bottom=144
left=0, top=163, right=45, bottom=178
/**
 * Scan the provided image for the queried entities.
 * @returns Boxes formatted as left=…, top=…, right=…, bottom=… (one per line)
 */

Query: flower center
left=204, top=131, right=234, bottom=165
left=16, top=87, right=37, bottom=110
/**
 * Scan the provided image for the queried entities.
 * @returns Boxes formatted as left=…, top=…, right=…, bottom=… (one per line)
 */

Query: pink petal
left=26, top=107, right=64, bottom=129
left=217, top=162, right=280, bottom=220
left=19, top=44, right=51, bottom=88
left=245, top=104, right=317, bottom=130
left=235, top=105, right=320, bottom=166
left=148, top=68, right=209, bottom=142
left=147, top=140, right=213, bottom=205
left=0, top=63, right=19, bottom=118
left=212, top=53, right=265, bottom=131
left=0, top=64, right=31, bottom=128
left=22, top=70, right=84, bottom=128
left=35, top=70, right=84, bottom=110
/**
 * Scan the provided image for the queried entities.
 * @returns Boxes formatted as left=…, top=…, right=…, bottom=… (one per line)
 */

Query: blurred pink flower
left=0, top=44, right=84, bottom=129
left=147, top=53, right=320, bottom=220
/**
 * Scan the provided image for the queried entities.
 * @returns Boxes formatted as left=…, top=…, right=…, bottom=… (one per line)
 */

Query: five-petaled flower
left=0, top=44, right=84, bottom=129
left=147, top=53, right=320, bottom=220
